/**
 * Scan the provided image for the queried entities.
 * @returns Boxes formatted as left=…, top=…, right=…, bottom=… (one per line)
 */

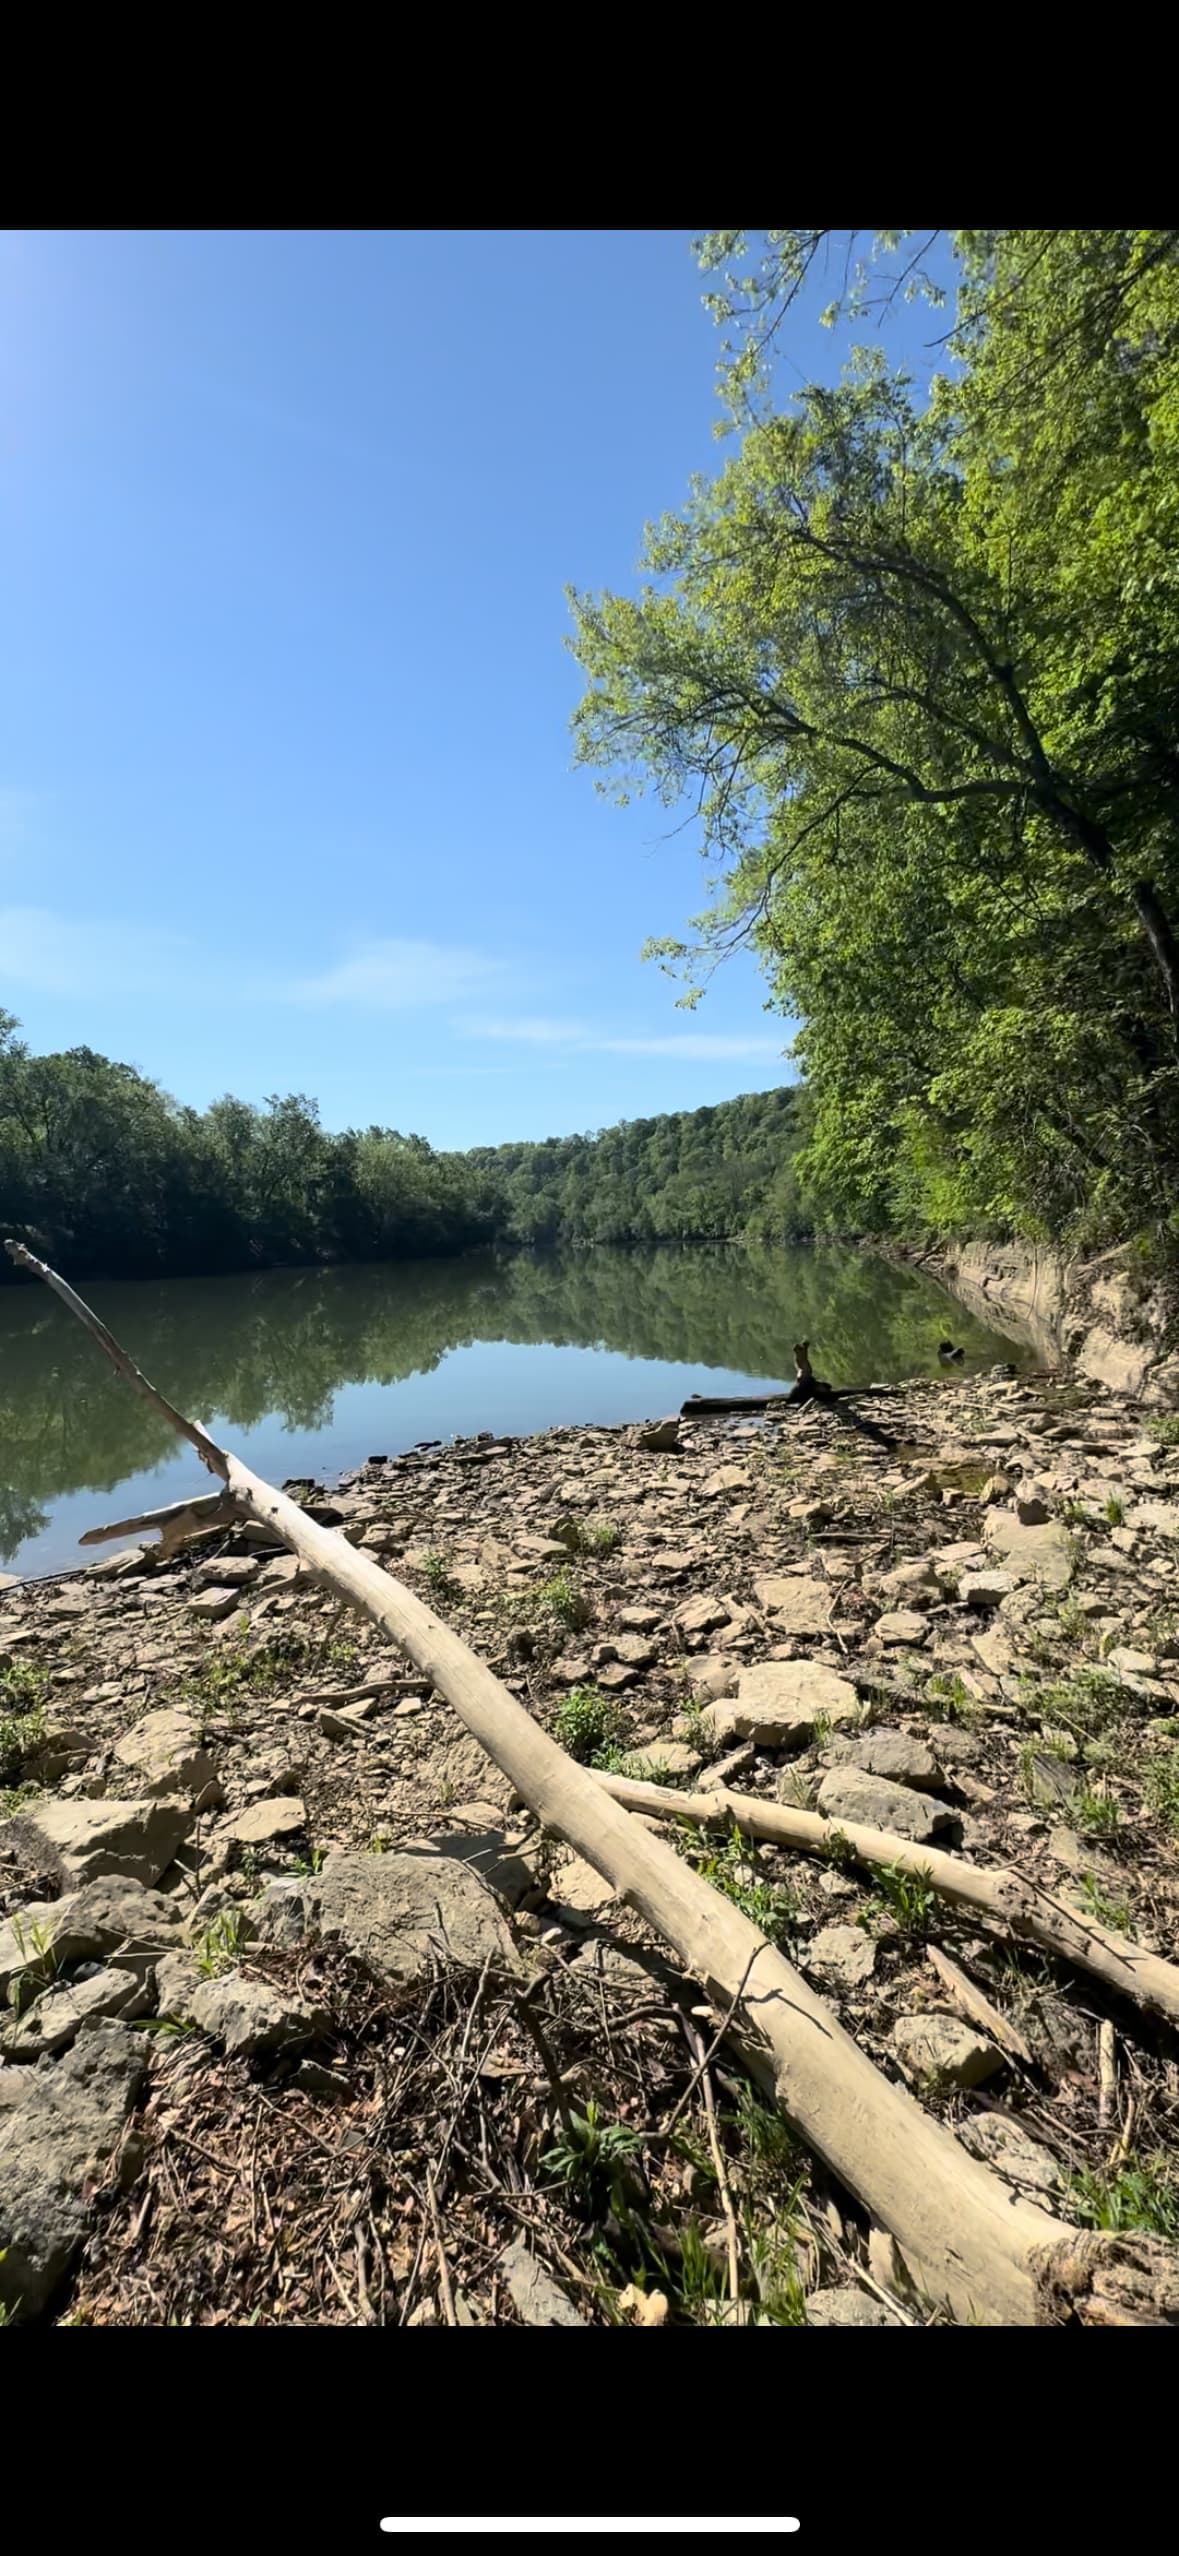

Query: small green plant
left=875, top=1860, right=936, bottom=1935
left=552, top=1685, right=621, bottom=1764
left=1074, top=1784, right=1121, bottom=1837
left=687, top=1827, right=796, bottom=1946
left=1103, top=1494, right=1127, bottom=1527
left=0, top=1658, right=49, bottom=1713
left=559, top=1516, right=622, bottom=1557
left=180, top=1621, right=328, bottom=1721
left=1077, top=1871, right=1133, bottom=1934
left=1029, top=1667, right=1128, bottom=1743
left=1067, top=2155, right=1179, bottom=2239
left=1062, top=1498, right=1093, bottom=1527
left=727, top=2080, right=799, bottom=2180
left=193, top=1910, right=246, bottom=1979
left=0, top=1657, right=49, bottom=1785
left=744, top=2211, right=808, bottom=2326
left=1145, top=1749, right=1179, bottom=1836
left=421, top=1552, right=460, bottom=1604
left=678, top=1695, right=722, bottom=1763
left=536, top=1568, right=592, bottom=1634
left=542, top=2097, right=643, bottom=2212
left=1147, top=1413, right=1179, bottom=1448
left=5, top=1914, right=60, bottom=2021
left=0, top=1781, right=43, bottom=1820
left=922, top=1672, right=976, bottom=1723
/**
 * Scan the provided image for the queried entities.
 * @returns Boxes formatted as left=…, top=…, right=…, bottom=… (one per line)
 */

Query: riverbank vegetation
left=570, top=230, right=1179, bottom=1267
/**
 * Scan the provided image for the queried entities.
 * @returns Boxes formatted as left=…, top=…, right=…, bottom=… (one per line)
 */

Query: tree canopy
left=569, top=230, right=1179, bottom=1255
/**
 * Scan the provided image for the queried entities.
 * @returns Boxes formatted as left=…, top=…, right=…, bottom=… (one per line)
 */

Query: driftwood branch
left=7, top=1235, right=1177, bottom=2328
left=78, top=1491, right=244, bottom=1556
left=592, top=1772, right=1179, bottom=2031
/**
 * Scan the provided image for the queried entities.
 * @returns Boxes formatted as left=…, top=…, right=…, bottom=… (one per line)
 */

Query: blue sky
left=0, top=230, right=953, bottom=1148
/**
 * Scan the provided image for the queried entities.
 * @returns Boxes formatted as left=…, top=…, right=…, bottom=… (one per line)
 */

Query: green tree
left=568, top=229, right=1179, bottom=1252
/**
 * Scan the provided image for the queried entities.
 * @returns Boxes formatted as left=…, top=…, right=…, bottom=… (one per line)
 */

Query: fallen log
left=79, top=1489, right=242, bottom=1557
left=592, top=1771, right=1179, bottom=2032
left=6, top=1236, right=1177, bottom=2328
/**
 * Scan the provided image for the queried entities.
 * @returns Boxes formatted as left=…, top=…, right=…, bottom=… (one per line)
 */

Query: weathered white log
left=593, top=1770, right=1179, bottom=2032
left=79, top=1490, right=243, bottom=1555
left=6, top=1237, right=1177, bottom=2329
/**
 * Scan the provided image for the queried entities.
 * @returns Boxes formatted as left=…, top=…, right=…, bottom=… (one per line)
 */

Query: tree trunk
left=6, top=1237, right=1178, bottom=2328
left=592, top=1771, right=1179, bottom=2029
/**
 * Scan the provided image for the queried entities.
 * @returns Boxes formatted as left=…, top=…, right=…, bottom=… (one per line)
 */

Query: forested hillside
left=0, top=1011, right=807, bottom=1280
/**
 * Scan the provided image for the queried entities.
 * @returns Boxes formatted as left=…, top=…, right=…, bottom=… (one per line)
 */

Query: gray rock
left=958, top=2111, right=1062, bottom=2193
left=4, top=1795, right=193, bottom=1888
left=193, top=1554, right=257, bottom=1588
left=636, top=1419, right=680, bottom=1453
left=188, top=1973, right=323, bottom=2057
left=704, top=1661, right=859, bottom=1751
left=816, top=1768, right=957, bottom=1843
left=252, top=1847, right=521, bottom=1986
left=805, top=1924, right=877, bottom=1988
left=827, top=1729, right=944, bottom=1793
left=0, top=2023, right=147, bottom=2320
left=617, top=1740, right=701, bottom=1781
left=217, top=1797, right=307, bottom=1847
left=1016, top=1495, right=1051, bottom=1526
left=154, top=1949, right=204, bottom=2016
left=683, top=1653, right=737, bottom=1703
left=874, top=1610, right=930, bottom=1647
left=500, top=2236, right=587, bottom=2327
left=673, top=1592, right=730, bottom=1638
left=958, top=1572, right=1016, bottom=1609
left=427, top=1826, right=537, bottom=1910
left=112, top=1709, right=222, bottom=1805
left=187, top=1587, right=243, bottom=1622
left=5, top=1965, right=148, bottom=2058
left=877, top=1558, right=937, bottom=1606
left=891, top=2013, right=1003, bottom=2089
left=753, top=1575, right=833, bottom=1635
left=60, top=1877, right=186, bottom=1975
left=984, top=1512, right=1074, bottom=1591
left=806, top=2286, right=903, bottom=2326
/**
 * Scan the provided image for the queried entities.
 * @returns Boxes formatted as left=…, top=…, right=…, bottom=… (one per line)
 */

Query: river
left=0, top=1242, right=1036, bottom=1577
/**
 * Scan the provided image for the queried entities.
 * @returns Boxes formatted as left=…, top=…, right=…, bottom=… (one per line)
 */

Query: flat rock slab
left=673, top=1593, right=730, bottom=1637
left=807, top=2286, right=904, bottom=2327
left=5, top=1795, right=193, bottom=1888
left=188, top=1974, right=324, bottom=2058
left=187, top=1587, right=242, bottom=1622
left=891, top=2012, right=1003, bottom=2089
left=959, top=2110, right=1062, bottom=2193
left=617, top=1740, right=702, bottom=1781
left=500, top=2237, right=587, bottom=2326
left=825, top=1729, right=944, bottom=1793
left=218, top=1797, right=307, bottom=1847
left=0, top=2022, right=148, bottom=2321
left=984, top=1511, right=1074, bottom=1590
left=874, top=1610, right=929, bottom=1646
left=253, top=1848, right=521, bottom=1985
left=958, top=1572, right=1016, bottom=1609
left=704, top=1661, right=859, bottom=1751
left=0, top=1877, right=184, bottom=2002
left=112, top=1709, right=222, bottom=1804
left=816, top=1768, right=957, bottom=1843
left=6, top=1965, right=148, bottom=2059
left=753, top=1575, right=833, bottom=1635
left=427, top=1826, right=537, bottom=1910
left=805, top=1924, right=877, bottom=1989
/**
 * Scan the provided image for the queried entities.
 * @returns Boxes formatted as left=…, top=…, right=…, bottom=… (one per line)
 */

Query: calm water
left=0, top=1244, right=1035, bottom=1578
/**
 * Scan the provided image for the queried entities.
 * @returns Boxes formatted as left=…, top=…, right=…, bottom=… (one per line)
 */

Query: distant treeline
left=0, top=1011, right=811, bottom=1281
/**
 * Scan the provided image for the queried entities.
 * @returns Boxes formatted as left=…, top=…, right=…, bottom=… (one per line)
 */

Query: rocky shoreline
left=2, top=1362, right=1178, bottom=2325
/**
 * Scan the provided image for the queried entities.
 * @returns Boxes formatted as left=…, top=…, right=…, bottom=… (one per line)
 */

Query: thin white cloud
left=0, top=905, right=185, bottom=996
left=465, top=1014, right=783, bottom=1061
left=284, top=938, right=504, bottom=1009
